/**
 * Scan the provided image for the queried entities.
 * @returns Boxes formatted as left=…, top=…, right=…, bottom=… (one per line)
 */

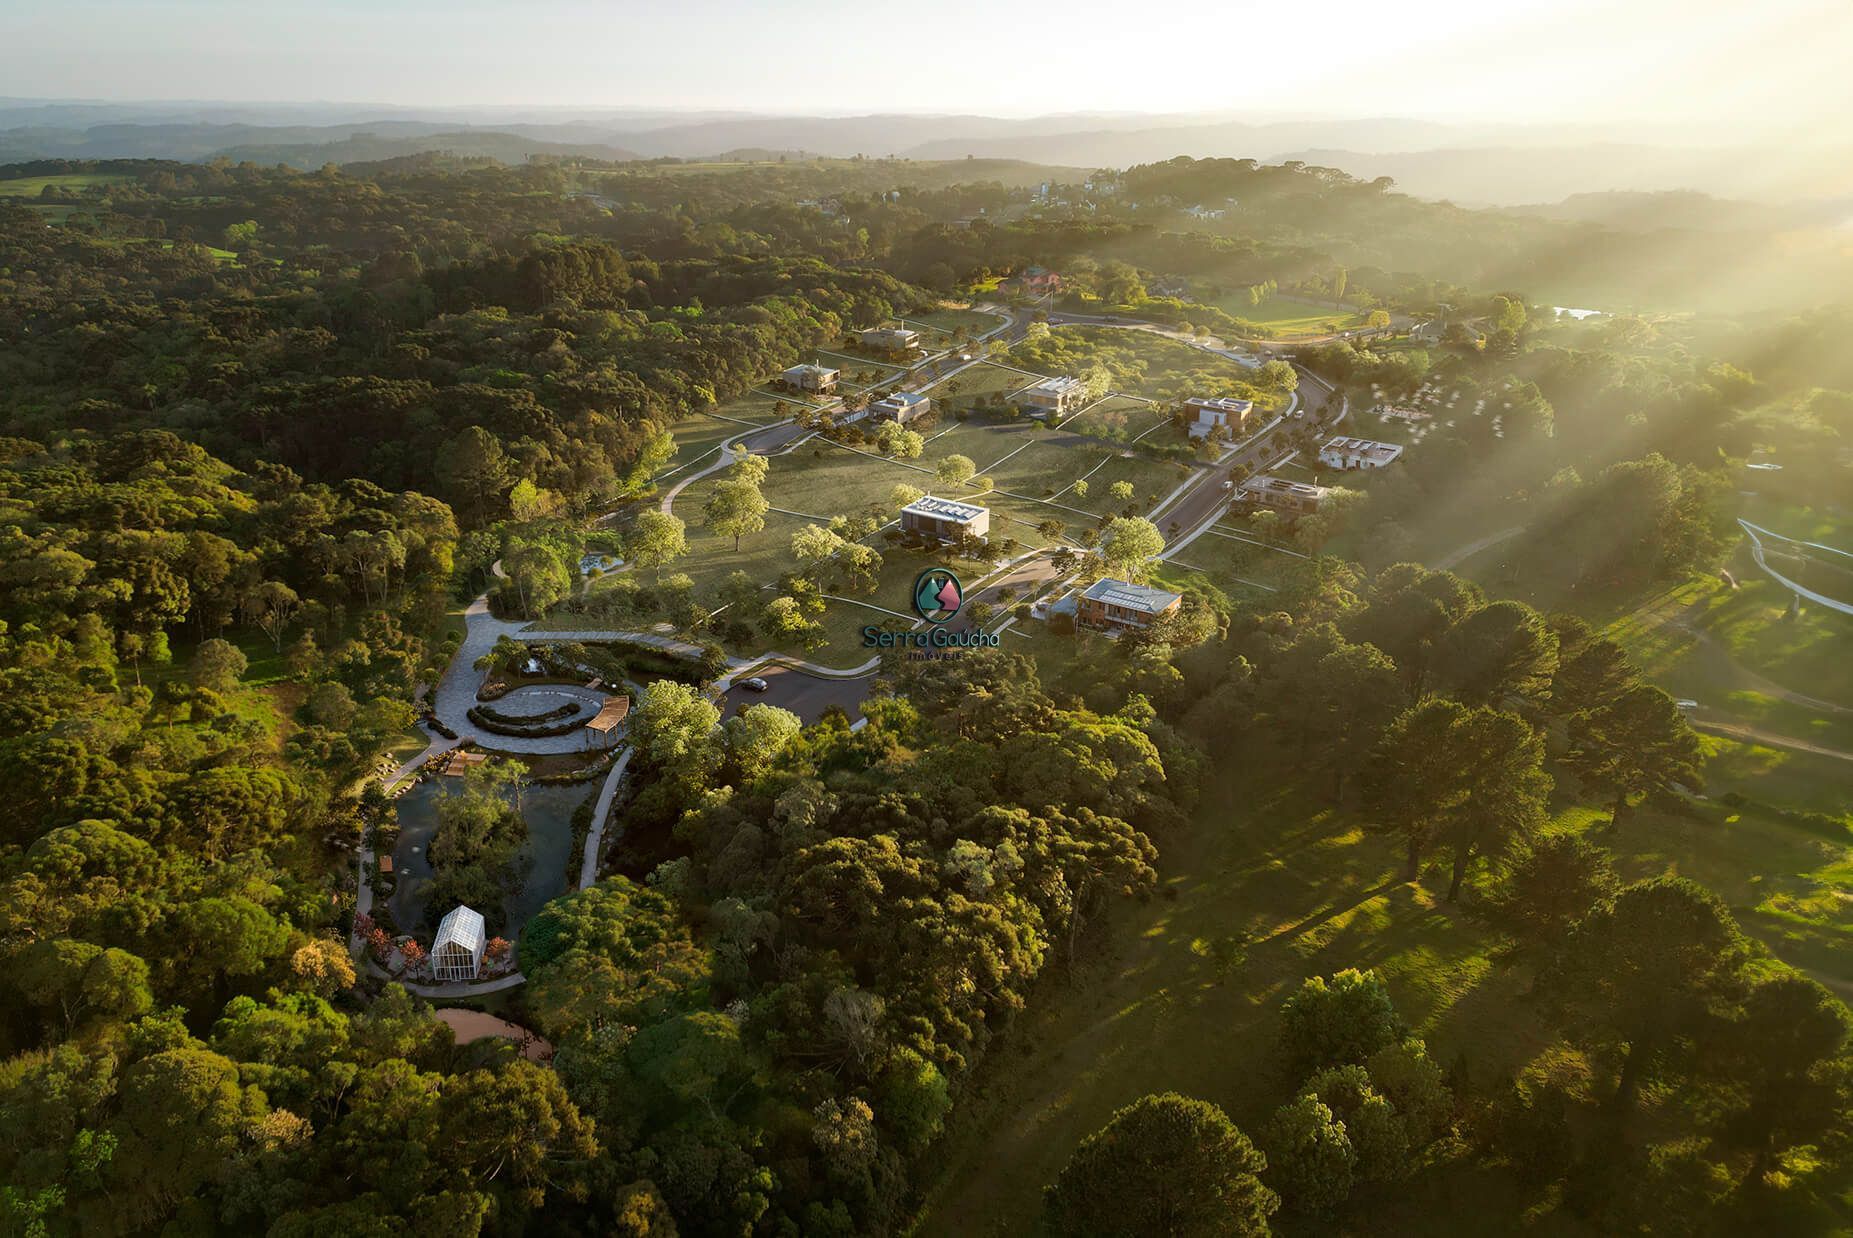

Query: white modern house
left=1014, top=375, right=1089, bottom=418
left=1238, top=474, right=1329, bottom=516
left=1184, top=396, right=1254, bottom=440
left=872, top=391, right=931, bottom=424
left=781, top=363, right=840, bottom=394
left=859, top=326, right=920, bottom=354
left=432, top=905, right=487, bottom=982
left=900, top=495, right=990, bottom=542
left=1318, top=436, right=1403, bottom=470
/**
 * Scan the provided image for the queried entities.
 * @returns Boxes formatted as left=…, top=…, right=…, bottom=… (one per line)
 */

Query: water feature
left=387, top=778, right=592, bottom=939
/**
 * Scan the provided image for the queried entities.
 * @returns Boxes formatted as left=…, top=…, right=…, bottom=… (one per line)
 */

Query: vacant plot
left=812, top=349, right=909, bottom=391
left=763, top=440, right=934, bottom=521
left=917, top=416, right=1033, bottom=468
left=904, top=307, right=1005, bottom=340
left=1159, top=530, right=1294, bottom=595
left=934, top=361, right=1045, bottom=413
left=1213, top=292, right=1368, bottom=337
left=1066, top=394, right=1172, bottom=445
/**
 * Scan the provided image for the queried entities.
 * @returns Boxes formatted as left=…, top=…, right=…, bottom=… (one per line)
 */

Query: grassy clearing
left=934, top=361, right=1044, bottom=413
left=904, top=307, right=1004, bottom=339
left=917, top=750, right=1550, bottom=1236
left=0, top=172, right=131, bottom=196
left=1211, top=292, right=1368, bottom=337
left=916, top=731, right=1853, bottom=1235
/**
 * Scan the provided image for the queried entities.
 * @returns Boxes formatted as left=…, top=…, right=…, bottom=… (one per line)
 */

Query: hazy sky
left=4, top=0, right=1849, bottom=132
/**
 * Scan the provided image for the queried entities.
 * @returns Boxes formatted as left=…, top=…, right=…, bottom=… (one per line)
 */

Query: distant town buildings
left=858, top=326, right=920, bottom=355
left=1077, top=578, right=1182, bottom=632
left=432, top=905, right=487, bottom=982
left=781, top=363, right=839, bottom=394
left=1184, top=204, right=1226, bottom=220
left=1015, top=375, right=1089, bottom=418
left=901, top=495, right=990, bottom=543
left=1238, top=474, right=1329, bottom=516
left=872, top=391, right=931, bottom=424
left=1318, top=436, right=1403, bottom=470
left=1184, top=396, right=1255, bottom=440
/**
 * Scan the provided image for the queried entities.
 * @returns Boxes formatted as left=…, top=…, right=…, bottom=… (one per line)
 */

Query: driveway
left=723, top=664, right=873, bottom=725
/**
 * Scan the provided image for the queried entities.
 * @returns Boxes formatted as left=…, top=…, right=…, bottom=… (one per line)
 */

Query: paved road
left=1692, top=717, right=1853, bottom=764
left=723, top=664, right=873, bottom=724
left=1154, top=367, right=1341, bottom=548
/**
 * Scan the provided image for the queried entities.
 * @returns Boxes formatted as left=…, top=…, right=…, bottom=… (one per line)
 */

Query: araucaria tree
left=1564, top=682, right=1703, bottom=827
left=1043, top=1092, right=1277, bottom=1237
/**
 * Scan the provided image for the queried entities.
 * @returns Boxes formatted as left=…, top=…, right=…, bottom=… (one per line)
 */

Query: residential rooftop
left=1082, top=577, right=1183, bottom=615
left=901, top=494, right=988, bottom=523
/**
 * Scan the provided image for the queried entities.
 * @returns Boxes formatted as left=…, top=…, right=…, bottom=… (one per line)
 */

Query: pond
left=387, top=778, right=592, bottom=939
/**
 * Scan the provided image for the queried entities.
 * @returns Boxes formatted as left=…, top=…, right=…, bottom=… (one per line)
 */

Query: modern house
left=1184, top=396, right=1255, bottom=440
left=900, top=495, right=990, bottom=543
left=1318, top=436, right=1403, bottom=470
left=872, top=391, right=931, bottom=424
left=1077, top=578, right=1183, bottom=632
left=432, top=905, right=487, bottom=982
left=781, top=363, right=840, bottom=394
left=1014, top=375, right=1089, bottom=418
left=1238, top=474, right=1330, bottom=516
left=859, top=326, right=920, bottom=355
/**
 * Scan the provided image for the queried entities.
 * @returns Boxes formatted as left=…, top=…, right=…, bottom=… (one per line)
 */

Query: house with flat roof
left=1318, top=436, right=1403, bottom=470
left=781, top=363, right=839, bottom=394
left=1014, top=375, right=1089, bottom=418
left=859, top=326, right=920, bottom=355
left=1238, top=474, right=1330, bottom=516
left=900, top=494, right=990, bottom=543
left=1077, top=578, right=1183, bottom=632
left=1184, top=396, right=1254, bottom=440
left=872, top=391, right=931, bottom=424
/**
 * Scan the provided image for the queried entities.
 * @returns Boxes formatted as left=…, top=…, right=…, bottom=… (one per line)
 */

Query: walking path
left=1434, top=525, right=1527, bottom=570
left=578, top=747, right=633, bottom=889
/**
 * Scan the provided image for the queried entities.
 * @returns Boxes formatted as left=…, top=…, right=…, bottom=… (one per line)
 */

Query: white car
left=1675, top=699, right=1699, bottom=711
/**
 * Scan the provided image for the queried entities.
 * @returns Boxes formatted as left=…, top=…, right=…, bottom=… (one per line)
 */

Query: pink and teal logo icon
left=913, top=568, right=963, bottom=624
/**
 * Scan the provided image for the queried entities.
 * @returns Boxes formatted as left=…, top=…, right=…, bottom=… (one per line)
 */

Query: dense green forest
left=1, top=152, right=1850, bottom=1237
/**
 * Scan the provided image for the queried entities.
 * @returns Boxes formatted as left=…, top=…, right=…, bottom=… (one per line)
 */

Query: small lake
left=1553, top=306, right=1603, bottom=320
left=387, top=778, right=591, bottom=938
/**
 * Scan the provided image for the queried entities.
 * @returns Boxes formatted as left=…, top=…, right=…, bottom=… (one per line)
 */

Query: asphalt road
left=723, top=664, right=872, bottom=725
left=1156, top=367, right=1340, bottom=544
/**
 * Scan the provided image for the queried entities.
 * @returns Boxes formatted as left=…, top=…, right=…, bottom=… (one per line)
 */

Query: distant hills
left=3, top=101, right=1850, bottom=207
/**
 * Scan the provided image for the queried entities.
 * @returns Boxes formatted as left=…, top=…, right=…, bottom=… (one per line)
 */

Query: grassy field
left=914, top=736, right=1853, bottom=1235
left=0, top=172, right=131, bottom=196
left=903, top=307, right=1006, bottom=340
left=1214, top=292, right=1369, bottom=337
left=916, top=750, right=1553, bottom=1236
left=1158, top=528, right=1297, bottom=595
